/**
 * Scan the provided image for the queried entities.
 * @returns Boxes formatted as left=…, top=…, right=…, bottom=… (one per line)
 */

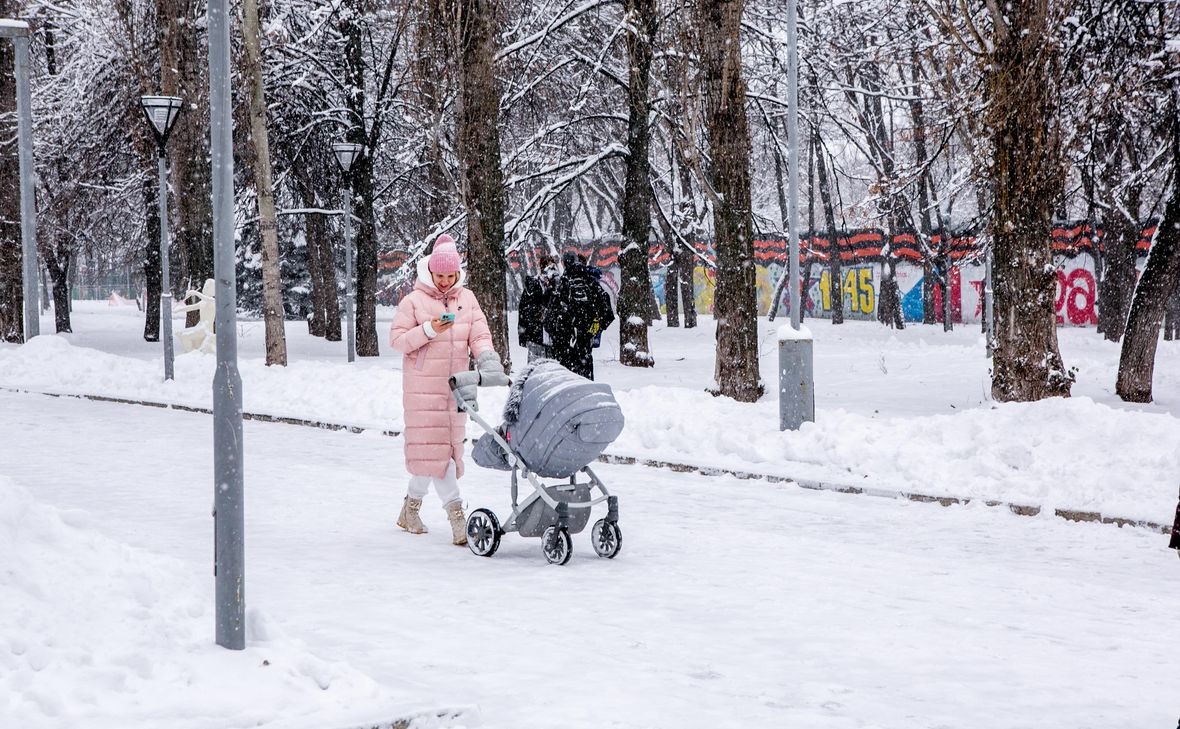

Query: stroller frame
left=450, top=371, right=622, bottom=565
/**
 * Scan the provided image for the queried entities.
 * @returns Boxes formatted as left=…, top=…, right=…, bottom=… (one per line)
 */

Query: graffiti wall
left=378, top=221, right=1156, bottom=327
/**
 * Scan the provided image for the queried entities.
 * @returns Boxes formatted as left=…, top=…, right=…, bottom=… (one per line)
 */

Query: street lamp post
left=139, top=95, right=184, bottom=380
left=332, top=143, right=363, bottom=363
left=209, top=0, right=245, bottom=651
left=779, top=0, right=815, bottom=431
left=0, top=21, right=39, bottom=341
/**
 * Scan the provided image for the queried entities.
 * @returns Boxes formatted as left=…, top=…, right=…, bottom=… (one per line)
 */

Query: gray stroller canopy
left=472, top=360, right=625, bottom=478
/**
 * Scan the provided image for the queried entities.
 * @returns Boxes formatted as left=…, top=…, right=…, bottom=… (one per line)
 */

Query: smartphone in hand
left=440, top=312, right=456, bottom=323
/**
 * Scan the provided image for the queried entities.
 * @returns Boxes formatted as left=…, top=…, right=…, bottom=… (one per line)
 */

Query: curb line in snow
left=0, top=386, right=402, bottom=436
left=595, top=454, right=1170, bottom=534
left=326, top=707, right=477, bottom=729
left=3, top=385, right=1168, bottom=535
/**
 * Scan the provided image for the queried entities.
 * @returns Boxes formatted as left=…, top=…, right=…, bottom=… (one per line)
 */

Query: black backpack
left=552, top=273, right=601, bottom=346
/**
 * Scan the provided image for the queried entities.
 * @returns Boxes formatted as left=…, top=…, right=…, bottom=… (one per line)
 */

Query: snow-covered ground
left=3, top=302, right=1179, bottom=522
left=2, top=303, right=1180, bottom=728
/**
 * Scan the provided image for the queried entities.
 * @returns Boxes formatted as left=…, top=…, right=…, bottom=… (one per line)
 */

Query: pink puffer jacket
left=390, top=264, right=495, bottom=479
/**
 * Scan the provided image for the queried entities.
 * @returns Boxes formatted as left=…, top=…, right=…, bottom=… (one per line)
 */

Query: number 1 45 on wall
left=816, top=267, right=875, bottom=314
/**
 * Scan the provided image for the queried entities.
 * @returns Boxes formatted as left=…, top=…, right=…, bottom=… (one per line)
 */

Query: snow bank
left=0, top=476, right=408, bottom=729
left=3, top=326, right=1178, bottom=525
left=0, top=335, right=406, bottom=431
left=611, top=387, right=1180, bottom=522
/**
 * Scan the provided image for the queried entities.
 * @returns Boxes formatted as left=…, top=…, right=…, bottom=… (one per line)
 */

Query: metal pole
left=158, top=154, right=175, bottom=380
left=778, top=0, right=814, bottom=431
left=344, top=188, right=355, bottom=363
left=787, top=0, right=801, bottom=331
left=209, top=0, right=245, bottom=650
left=14, top=35, right=38, bottom=340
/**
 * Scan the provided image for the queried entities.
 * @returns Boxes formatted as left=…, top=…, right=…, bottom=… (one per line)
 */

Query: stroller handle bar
left=449, top=369, right=511, bottom=391
left=450, top=368, right=517, bottom=469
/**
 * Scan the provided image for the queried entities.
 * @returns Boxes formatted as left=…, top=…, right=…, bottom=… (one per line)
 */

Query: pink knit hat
left=428, top=234, right=462, bottom=273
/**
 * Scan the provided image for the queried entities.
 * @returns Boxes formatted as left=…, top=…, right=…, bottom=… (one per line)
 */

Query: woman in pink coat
left=390, top=235, right=503, bottom=545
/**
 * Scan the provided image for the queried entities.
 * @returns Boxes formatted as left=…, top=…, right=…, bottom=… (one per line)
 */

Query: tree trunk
left=1099, top=206, right=1139, bottom=341
left=855, top=57, right=907, bottom=330
left=294, top=162, right=341, bottom=342
left=43, top=242, right=72, bottom=333
left=812, top=126, right=842, bottom=324
left=47, top=250, right=71, bottom=332
left=158, top=0, right=213, bottom=328
left=455, top=0, right=510, bottom=367
left=767, top=116, right=795, bottom=322
left=116, top=0, right=164, bottom=343
left=350, top=154, right=380, bottom=356
left=677, top=242, right=698, bottom=328
left=985, top=0, right=1072, bottom=401
left=1094, top=125, right=1142, bottom=342
left=700, top=0, right=761, bottom=402
left=618, top=0, right=656, bottom=367
left=241, top=0, right=288, bottom=366
left=38, top=19, right=71, bottom=335
left=908, top=52, right=938, bottom=326
left=666, top=242, right=681, bottom=327
left=0, top=3, right=22, bottom=343
left=1116, top=116, right=1180, bottom=403
left=340, top=7, right=380, bottom=356
left=415, top=0, right=453, bottom=230
left=312, top=209, right=342, bottom=342
left=764, top=118, right=792, bottom=318
left=142, top=163, right=163, bottom=341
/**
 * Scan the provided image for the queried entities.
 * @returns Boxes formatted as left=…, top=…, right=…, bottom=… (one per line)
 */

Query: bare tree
left=157, top=0, right=213, bottom=326
left=618, top=0, right=657, bottom=367
left=984, top=0, right=1073, bottom=401
left=112, top=0, right=165, bottom=343
left=699, top=0, right=762, bottom=402
left=454, top=0, right=511, bottom=364
left=241, top=0, right=288, bottom=365
left=1117, top=96, right=1180, bottom=403
left=0, top=0, right=22, bottom=342
left=40, top=18, right=73, bottom=333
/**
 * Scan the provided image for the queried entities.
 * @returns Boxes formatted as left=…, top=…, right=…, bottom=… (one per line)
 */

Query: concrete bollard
left=778, top=324, right=814, bottom=431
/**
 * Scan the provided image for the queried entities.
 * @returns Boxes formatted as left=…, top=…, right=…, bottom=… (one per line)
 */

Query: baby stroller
left=449, top=359, right=625, bottom=565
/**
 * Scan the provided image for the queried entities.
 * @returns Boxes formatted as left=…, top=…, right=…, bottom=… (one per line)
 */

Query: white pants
left=407, top=459, right=461, bottom=506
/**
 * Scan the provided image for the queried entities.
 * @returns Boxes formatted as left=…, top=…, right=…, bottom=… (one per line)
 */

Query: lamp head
left=332, top=142, right=364, bottom=174
left=139, top=95, right=184, bottom=149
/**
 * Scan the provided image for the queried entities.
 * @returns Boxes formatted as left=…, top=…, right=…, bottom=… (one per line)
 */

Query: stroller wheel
left=591, top=519, right=622, bottom=559
left=466, top=509, right=502, bottom=557
left=542, top=526, right=573, bottom=565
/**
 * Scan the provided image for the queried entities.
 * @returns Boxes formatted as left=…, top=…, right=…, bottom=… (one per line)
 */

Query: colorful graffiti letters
left=816, top=266, right=876, bottom=317
left=1055, top=267, right=1098, bottom=326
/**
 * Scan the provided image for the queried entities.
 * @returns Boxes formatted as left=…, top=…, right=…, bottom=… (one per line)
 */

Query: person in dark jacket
left=1170, top=484, right=1180, bottom=554
left=518, top=253, right=558, bottom=361
left=543, top=251, right=615, bottom=380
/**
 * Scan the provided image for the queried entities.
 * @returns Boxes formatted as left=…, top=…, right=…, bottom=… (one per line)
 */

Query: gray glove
left=477, top=350, right=504, bottom=378
left=456, top=381, right=478, bottom=410
left=451, top=371, right=480, bottom=411
left=476, top=351, right=510, bottom=386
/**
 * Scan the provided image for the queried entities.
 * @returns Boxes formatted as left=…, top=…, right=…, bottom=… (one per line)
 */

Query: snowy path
left=3, top=389, right=1178, bottom=728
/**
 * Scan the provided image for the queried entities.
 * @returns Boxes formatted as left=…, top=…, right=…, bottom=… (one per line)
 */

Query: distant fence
left=70, top=267, right=144, bottom=302
left=376, top=221, right=1156, bottom=325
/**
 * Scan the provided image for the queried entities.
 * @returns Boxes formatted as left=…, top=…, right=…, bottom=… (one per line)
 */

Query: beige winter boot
left=397, top=496, right=428, bottom=534
left=444, top=500, right=468, bottom=546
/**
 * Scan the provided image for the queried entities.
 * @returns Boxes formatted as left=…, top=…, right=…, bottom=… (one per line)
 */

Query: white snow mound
left=0, top=476, right=404, bottom=729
